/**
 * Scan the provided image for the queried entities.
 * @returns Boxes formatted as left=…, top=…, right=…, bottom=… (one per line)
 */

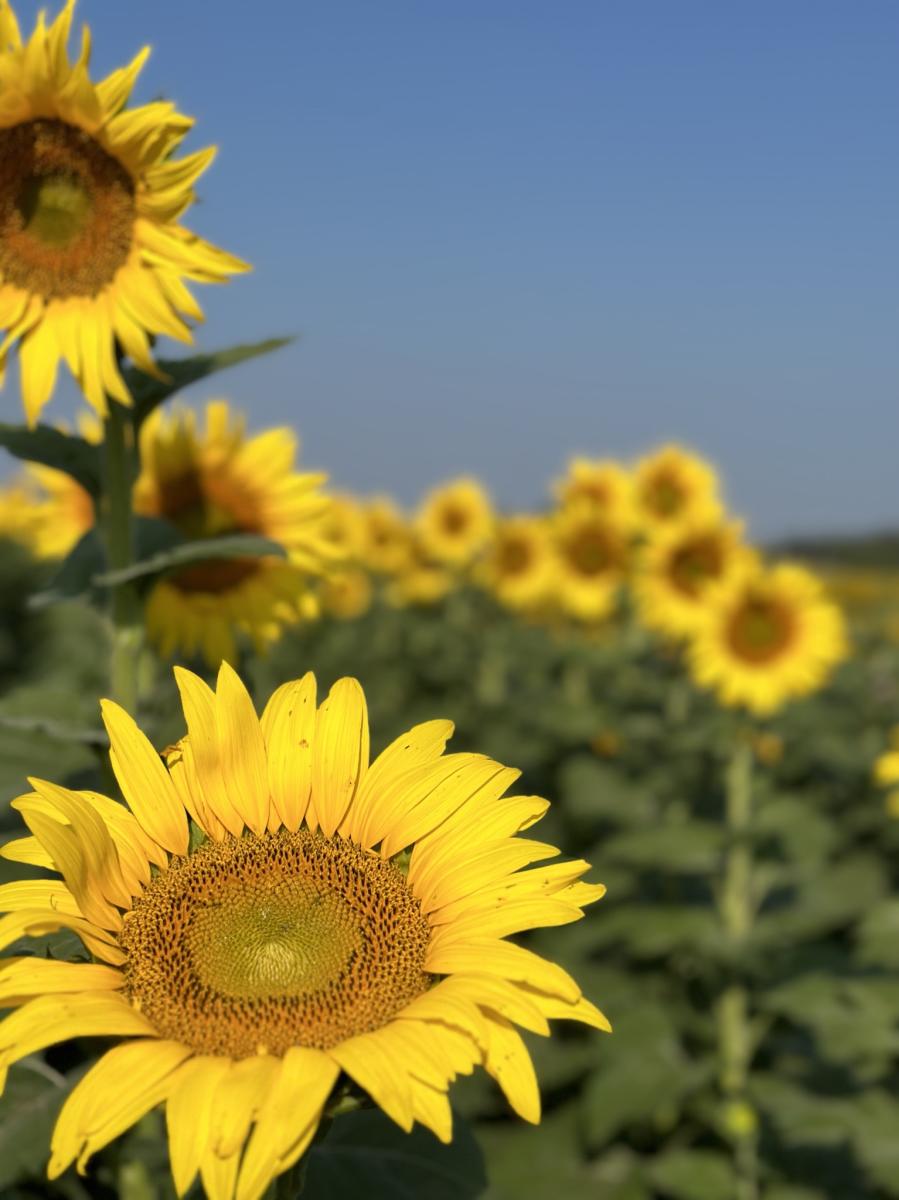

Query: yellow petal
left=209, top=1055, right=279, bottom=1160
left=523, top=989, right=612, bottom=1033
left=346, top=718, right=453, bottom=844
left=0, top=879, right=81, bottom=916
left=414, top=838, right=560, bottom=916
left=483, top=1015, right=541, bottom=1123
left=166, top=1056, right=231, bottom=1197
left=328, top=1031, right=413, bottom=1132
left=260, top=673, right=316, bottom=832
left=0, top=835, right=55, bottom=869
left=50, top=1040, right=191, bottom=1178
left=213, top=662, right=270, bottom=836
left=428, top=897, right=583, bottom=946
left=310, top=677, right=369, bottom=837
left=173, top=668, right=244, bottom=837
left=237, top=1048, right=338, bottom=1200
left=0, top=958, right=122, bottom=1007
left=440, top=974, right=550, bottom=1036
left=410, top=1079, right=453, bottom=1143
left=101, top=700, right=189, bottom=855
left=424, top=938, right=581, bottom=1003
left=19, top=317, right=60, bottom=426
left=0, top=908, right=123, bottom=965
left=0, top=992, right=156, bottom=1075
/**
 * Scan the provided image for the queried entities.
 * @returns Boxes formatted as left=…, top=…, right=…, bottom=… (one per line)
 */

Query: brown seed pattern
left=120, top=829, right=433, bottom=1058
left=0, top=120, right=135, bottom=299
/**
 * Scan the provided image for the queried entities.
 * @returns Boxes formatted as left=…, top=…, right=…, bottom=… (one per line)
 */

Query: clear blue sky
left=6, top=0, right=899, bottom=539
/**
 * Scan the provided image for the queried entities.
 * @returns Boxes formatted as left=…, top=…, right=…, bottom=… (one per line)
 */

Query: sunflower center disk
left=727, top=597, right=795, bottom=663
left=0, top=120, right=135, bottom=298
left=120, top=829, right=434, bottom=1058
left=669, top=539, right=722, bottom=597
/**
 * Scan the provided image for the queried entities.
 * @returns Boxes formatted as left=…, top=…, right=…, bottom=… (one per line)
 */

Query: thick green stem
left=718, top=739, right=758, bottom=1200
left=102, top=402, right=141, bottom=712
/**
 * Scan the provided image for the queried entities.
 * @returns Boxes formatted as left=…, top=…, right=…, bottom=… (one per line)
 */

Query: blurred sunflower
left=416, top=477, right=493, bottom=568
left=135, top=401, right=333, bottom=666
left=0, top=0, right=246, bottom=425
left=552, top=458, right=634, bottom=526
left=553, top=507, right=630, bottom=622
left=318, top=493, right=367, bottom=563
left=633, top=445, right=721, bottom=533
left=634, top=517, right=751, bottom=639
left=480, top=515, right=557, bottom=612
left=0, top=472, right=45, bottom=547
left=321, top=566, right=373, bottom=621
left=873, top=728, right=899, bottom=818
left=687, top=562, right=848, bottom=715
left=0, top=665, right=608, bottom=1199
left=387, top=536, right=453, bottom=608
left=359, top=497, right=414, bottom=576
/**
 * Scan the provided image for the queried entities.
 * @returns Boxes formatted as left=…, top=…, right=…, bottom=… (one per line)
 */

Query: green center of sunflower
left=727, top=596, right=795, bottom=664
left=0, top=119, right=135, bottom=298
left=120, top=829, right=433, bottom=1058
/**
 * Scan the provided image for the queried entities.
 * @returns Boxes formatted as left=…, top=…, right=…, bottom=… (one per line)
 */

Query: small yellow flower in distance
left=387, top=537, right=454, bottom=607
left=0, top=666, right=608, bottom=1200
left=634, top=517, right=753, bottom=640
left=480, top=516, right=557, bottom=612
left=687, top=562, right=848, bottom=716
left=360, top=497, right=414, bottom=575
left=0, top=474, right=47, bottom=548
left=416, top=477, right=494, bottom=568
left=0, top=0, right=247, bottom=424
left=553, top=507, right=630, bottom=623
left=873, top=730, right=899, bottom=806
left=590, top=730, right=623, bottom=759
left=135, top=401, right=333, bottom=666
left=633, top=445, right=722, bottom=534
left=552, top=458, right=635, bottom=527
left=318, top=494, right=368, bottom=563
left=321, top=566, right=373, bottom=621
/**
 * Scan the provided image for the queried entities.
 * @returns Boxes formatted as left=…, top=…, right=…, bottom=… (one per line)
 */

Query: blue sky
left=6, top=0, right=899, bottom=539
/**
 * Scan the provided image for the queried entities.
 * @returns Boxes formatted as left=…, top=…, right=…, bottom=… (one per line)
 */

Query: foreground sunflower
left=687, top=561, right=848, bottom=715
left=136, top=401, right=334, bottom=666
left=416, top=477, right=494, bottom=568
left=632, top=445, right=722, bottom=534
left=634, top=516, right=752, bottom=640
left=0, top=665, right=608, bottom=1200
left=0, top=0, right=246, bottom=424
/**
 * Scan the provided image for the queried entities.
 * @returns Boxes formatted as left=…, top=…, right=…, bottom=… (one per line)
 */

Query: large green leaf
left=302, top=1109, right=486, bottom=1200
left=126, top=337, right=294, bottom=425
left=0, top=424, right=102, bottom=497
left=92, top=533, right=286, bottom=588
left=0, top=1061, right=82, bottom=1190
left=649, top=1149, right=734, bottom=1200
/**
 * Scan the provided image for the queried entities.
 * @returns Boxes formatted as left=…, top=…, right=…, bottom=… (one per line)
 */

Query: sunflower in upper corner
left=686, top=561, right=848, bottom=715
left=0, top=0, right=246, bottom=425
left=0, top=665, right=609, bottom=1200
left=632, top=445, right=722, bottom=535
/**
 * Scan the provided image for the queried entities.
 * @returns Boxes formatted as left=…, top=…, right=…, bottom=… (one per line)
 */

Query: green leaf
left=0, top=1061, right=81, bottom=1189
left=92, top=533, right=286, bottom=588
left=302, top=1108, right=486, bottom=1200
left=29, top=529, right=106, bottom=608
left=649, top=1149, right=734, bottom=1200
left=602, top=822, right=724, bottom=873
left=0, top=423, right=102, bottom=497
left=127, top=337, right=294, bottom=425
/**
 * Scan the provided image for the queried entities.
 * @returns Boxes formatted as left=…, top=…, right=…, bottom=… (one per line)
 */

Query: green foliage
left=303, top=1109, right=486, bottom=1199
left=0, top=424, right=102, bottom=497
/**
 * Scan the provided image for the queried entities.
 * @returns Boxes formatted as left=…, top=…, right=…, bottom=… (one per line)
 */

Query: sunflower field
left=0, top=4, right=897, bottom=1200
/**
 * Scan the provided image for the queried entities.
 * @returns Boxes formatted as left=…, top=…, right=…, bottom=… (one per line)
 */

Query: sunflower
left=0, top=665, right=608, bottom=1199
left=0, top=0, right=246, bottom=425
left=553, top=507, right=630, bottom=623
left=632, top=445, right=722, bottom=534
left=318, top=493, right=368, bottom=562
left=386, top=545, right=453, bottom=608
left=359, top=497, right=414, bottom=576
left=136, top=401, right=333, bottom=667
left=687, top=561, right=848, bottom=715
left=416, top=478, right=494, bottom=568
left=552, top=458, right=634, bottom=526
left=321, top=566, right=373, bottom=621
left=634, top=517, right=752, bottom=639
left=479, top=515, right=557, bottom=612
left=0, top=472, right=45, bottom=547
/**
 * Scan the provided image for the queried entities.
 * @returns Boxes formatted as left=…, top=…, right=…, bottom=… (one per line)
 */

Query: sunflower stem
left=102, top=401, right=141, bottom=713
left=718, top=736, right=759, bottom=1200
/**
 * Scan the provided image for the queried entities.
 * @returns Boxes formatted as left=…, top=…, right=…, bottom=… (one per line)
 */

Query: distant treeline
left=771, top=531, right=899, bottom=569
